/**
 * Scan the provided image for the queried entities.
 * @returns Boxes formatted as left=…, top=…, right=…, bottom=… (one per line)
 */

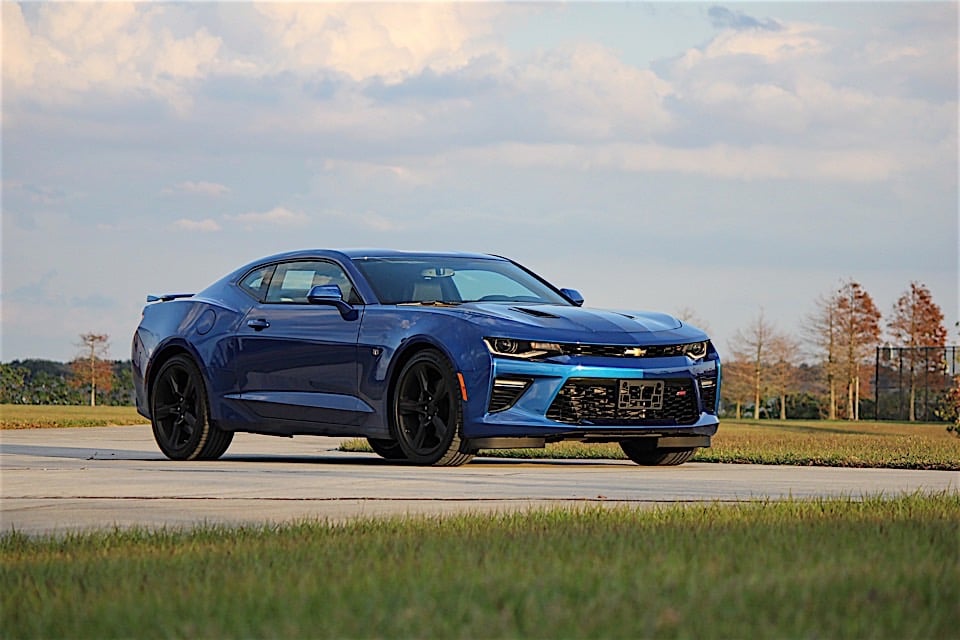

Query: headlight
left=484, top=338, right=564, bottom=359
left=683, top=341, right=709, bottom=360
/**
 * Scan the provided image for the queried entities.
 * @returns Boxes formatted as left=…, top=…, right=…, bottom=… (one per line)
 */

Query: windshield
left=352, top=257, right=572, bottom=306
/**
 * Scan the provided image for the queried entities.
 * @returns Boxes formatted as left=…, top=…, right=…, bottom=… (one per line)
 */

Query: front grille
left=488, top=378, right=532, bottom=412
left=547, top=378, right=700, bottom=425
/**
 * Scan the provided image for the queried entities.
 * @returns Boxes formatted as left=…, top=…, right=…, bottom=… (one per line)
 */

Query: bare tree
left=70, top=333, right=114, bottom=407
left=804, top=292, right=841, bottom=420
left=887, top=282, right=947, bottom=421
left=720, top=359, right=754, bottom=419
left=728, top=310, right=777, bottom=419
left=767, top=333, right=801, bottom=420
left=674, top=306, right=712, bottom=334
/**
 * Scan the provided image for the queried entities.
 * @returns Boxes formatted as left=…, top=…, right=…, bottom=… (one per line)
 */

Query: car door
left=233, top=260, right=368, bottom=428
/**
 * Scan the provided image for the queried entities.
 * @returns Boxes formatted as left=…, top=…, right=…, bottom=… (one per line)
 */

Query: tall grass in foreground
left=2, top=494, right=958, bottom=639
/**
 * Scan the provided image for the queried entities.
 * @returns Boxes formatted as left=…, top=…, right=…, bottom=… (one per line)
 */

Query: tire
left=367, top=437, right=407, bottom=460
left=620, top=441, right=696, bottom=466
left=150, top=354, right=233, bottom=461
left=391, top=350, right=474, bottom=466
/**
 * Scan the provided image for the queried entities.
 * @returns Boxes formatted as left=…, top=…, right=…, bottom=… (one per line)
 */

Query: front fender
left=357, top=308, right=492, bottom=430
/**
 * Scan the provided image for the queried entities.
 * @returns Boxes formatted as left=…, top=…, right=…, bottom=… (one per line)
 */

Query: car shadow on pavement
left=0, top=444, right=163, bottom=460
left=1, top=443, right=624, bottom=467
left=219, top=453, right=621, bottom=467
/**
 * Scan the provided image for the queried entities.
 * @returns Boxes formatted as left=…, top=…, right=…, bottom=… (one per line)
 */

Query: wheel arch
left=384, top=338, right=476, bottom=465
left=144, top=340, right=207, bottom=418
left=385, top=337, right=458, bottom=412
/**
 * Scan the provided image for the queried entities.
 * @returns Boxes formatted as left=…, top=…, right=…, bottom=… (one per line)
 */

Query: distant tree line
left=0, top=332, right=135, bottom=407
left=721, top=281, right=958, bottom=423
left=1, top=359, right=135, bottom=406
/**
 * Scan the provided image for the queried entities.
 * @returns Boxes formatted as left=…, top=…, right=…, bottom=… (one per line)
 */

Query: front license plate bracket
left=618, top=380, right=664, bottom=411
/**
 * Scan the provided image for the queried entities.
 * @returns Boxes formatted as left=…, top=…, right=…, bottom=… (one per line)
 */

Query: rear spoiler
left=146, top=293, right=195, bottom=303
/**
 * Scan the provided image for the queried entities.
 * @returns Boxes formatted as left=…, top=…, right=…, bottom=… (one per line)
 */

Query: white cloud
left=164, top=181, right=231, bottom=197
left=321, top=159, right=431, bottom=187
left=154, top=27, right=221, bottom=80
left=660, top=12, right=957, bottom=170
left=226, top=207, right=309, bottom=228
left=700, top=23, right=827, bottom=63
left=3, top=3, right=221, bottom=110
left=173, top=218, right=221, bottom=232
left=358, top=213, right=401, bottom=232
left=508, top=43, right=674, bottom=139
left=424, top=142, right=900, bottom=183
left=252, top=3, right=506, bottom=82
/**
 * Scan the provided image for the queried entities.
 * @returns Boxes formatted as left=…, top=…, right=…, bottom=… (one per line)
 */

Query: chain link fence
left=873, top=346, right=959, bottom=421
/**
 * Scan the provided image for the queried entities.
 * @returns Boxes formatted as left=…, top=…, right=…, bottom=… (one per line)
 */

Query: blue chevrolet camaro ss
left=132, top=249, right=720, bottom=466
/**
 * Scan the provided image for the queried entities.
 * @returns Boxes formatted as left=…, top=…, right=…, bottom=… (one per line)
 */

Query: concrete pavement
left=2, top=426, right=956, bottom=535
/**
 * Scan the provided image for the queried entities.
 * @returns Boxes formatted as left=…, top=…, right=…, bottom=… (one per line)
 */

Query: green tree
left=0, top=363, right=29, bottom=403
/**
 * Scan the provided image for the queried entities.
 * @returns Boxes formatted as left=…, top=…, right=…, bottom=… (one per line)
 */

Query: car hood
left=456, top=303, right=701, bottom=343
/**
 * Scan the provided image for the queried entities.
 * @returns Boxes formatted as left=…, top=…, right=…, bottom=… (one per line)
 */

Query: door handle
left=247, top=318, right=270, bottom=331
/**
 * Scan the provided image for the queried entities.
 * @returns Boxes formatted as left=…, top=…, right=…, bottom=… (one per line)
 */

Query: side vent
left=699, top=377, right=718, bottom=413
left=488, top=377, right=533, bottom=412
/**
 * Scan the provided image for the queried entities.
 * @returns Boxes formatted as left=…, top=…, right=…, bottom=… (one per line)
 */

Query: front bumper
left=464, top=355, right=720, bottom=440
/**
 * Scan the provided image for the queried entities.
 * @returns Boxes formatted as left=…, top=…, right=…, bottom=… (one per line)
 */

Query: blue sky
left=2, top=1, right=957, bottom=362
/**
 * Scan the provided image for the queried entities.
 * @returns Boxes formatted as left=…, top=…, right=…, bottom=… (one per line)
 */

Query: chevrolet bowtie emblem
left=624, top=347, right=647, bottom=357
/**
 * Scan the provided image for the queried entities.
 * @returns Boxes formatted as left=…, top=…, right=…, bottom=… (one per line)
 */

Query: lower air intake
left=547, top=378, right=699, bottom=425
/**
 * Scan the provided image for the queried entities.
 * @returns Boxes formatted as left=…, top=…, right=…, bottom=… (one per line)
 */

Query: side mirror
left=560, top=288, right=584, bottom=307
left=307, top=285, right=359, bottom=320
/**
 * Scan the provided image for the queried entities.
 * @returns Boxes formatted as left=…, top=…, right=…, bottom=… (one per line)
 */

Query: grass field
left=0, top=404, right=144, bottom=429
left=2, top=494, right=956, bottom=639
left=694, top=419, right=960, bottom=469
left=341, top=420, right=960, bottom=470
left=4, top=405, right=958, bottom=470
left=343, top=419, right=960, bottom=470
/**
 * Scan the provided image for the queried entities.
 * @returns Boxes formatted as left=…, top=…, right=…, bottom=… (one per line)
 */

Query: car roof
left=252, top=249, right=504, bottom=263
left=216, top=249, right=510, bottom=293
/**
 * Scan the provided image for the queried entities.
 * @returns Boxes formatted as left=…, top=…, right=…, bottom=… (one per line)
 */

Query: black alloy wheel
left=150, top=354, right=233, bottom=460
left=619, top=440, right=696, bottom=466
left=391, top=350, right=474, bottom=466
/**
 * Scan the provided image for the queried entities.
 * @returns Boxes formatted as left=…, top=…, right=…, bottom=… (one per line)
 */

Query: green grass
left=342, top=419, right=960, bottom=470
left=2, top=494, right=957, bottom=639
left=0, top=404, right=144, bottom=429
left=693, top=419, right=960, bottom=469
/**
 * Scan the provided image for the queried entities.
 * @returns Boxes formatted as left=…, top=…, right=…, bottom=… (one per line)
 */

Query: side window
left=264, top=261, right=361, bottom=305
left=239, top=265, right=276, bottom=302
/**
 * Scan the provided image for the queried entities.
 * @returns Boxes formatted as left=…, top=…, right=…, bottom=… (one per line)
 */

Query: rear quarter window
left=239, top=265, right=276, bottom=301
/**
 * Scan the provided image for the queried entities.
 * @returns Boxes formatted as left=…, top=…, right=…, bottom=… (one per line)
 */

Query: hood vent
left=512, top=307, right=560, bottom=319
